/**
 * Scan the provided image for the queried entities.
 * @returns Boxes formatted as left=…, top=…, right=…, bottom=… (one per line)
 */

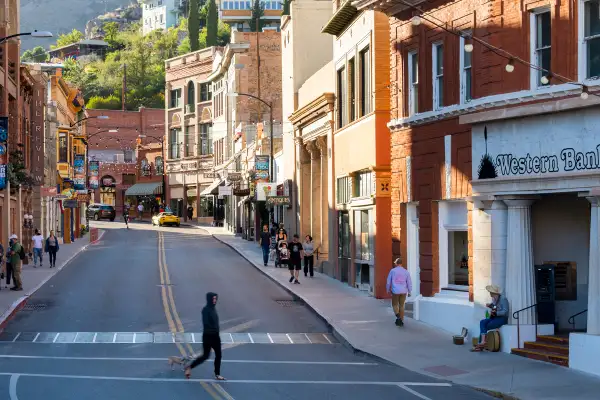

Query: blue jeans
left=261, top=246, right=270, bottom=265
left=33, top=248, right=43, bottom=266
left=480, top=316, right=508, bottom=341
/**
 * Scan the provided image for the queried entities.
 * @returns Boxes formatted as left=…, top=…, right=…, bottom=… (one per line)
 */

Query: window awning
left=125, top=182, right=163, bottom=196
left=200, top=179, right=224, bottom=196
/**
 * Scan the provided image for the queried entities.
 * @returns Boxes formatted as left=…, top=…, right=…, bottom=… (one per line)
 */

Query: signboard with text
left=89, top=161, right=99, bottom=189
left=41, top=186, right=57, bottom=197
left=266, top=196, right=290, bottom=206
left=73, top=154, right=85, bottom=190
left=30, top=83, right=45, bottom=186
left=256, top=182, right=276, bottom=201
left=255, top=155, right=270, bottom=182
left=0, top=164, right=6, bottom=190
left=0, top=116, right=7, bottom=188
left=218, top=186, right=232, bottom=196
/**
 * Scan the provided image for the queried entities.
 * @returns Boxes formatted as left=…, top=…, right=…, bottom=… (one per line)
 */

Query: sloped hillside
left=20, top=0, right=134, bottom=51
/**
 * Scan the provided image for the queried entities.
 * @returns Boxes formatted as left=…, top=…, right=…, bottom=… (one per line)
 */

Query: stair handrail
left=568, top=309, right=587, bottom=330
left=512, top=303, right=538, bottom=349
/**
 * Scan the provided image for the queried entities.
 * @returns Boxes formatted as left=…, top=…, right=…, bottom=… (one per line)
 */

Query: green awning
left=125, top=182, right=163, bottom=196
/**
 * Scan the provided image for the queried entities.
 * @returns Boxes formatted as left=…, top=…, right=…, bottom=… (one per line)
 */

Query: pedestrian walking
left=7, top=234, right=24, bottom=291
left=288, top=234, right=304, bottom=284
left=303, top=235, right=318, bottom=278
left=137, top=203, right=144, bottom=220
left=184, top=292, right=226, bottom=381
left=45, top=230, right=59, bottom=268
left=274, top=228, right=288, bottom=268
left=386, top=258, right=412, bottom=326
left=32, top=229, right=44, bottom=268
left=259, top=224, right=271, bottom=267
left=0, top=242, right=4, bottom=290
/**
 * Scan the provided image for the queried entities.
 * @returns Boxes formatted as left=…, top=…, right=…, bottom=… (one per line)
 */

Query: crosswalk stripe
left=0, top=332, right=339, bottom=345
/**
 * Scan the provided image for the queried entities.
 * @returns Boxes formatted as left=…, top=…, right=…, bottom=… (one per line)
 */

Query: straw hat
left=486, top=285, right=502, bottom=295
left=9, top=234, right=17, bottom=240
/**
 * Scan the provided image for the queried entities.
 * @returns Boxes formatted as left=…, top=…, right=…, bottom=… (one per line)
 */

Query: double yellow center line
left=158, top=232, right=234, bottom=400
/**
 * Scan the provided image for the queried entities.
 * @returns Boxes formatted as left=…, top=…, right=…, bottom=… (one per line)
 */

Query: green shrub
left=86, top=95, right=122, bottom=110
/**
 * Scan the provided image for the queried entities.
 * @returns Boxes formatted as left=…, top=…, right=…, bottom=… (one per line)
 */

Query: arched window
left=141, top=158, right=151, bottom=176
left=186, top=81, right=195, bottom=113
left=155, top=156, right=164, bottom=175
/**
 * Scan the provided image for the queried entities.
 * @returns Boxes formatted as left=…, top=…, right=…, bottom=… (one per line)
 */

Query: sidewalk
left=200, top=226, right=600, bottom=400
left=0, top=230, right=105, bottom=330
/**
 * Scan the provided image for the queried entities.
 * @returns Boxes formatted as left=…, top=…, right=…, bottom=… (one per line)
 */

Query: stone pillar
left=295, top=137, right=310, bottom=237
left=316, top=136, right=329, bottom=263
left=587, top=197, right=600, bottom=334
left=306, top=140, right=321, bottom=243
left=504, top=199, right=536, bottom=324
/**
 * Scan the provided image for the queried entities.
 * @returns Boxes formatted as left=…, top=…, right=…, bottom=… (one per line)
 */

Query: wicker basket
left=453, top=335, right=465, bottom=345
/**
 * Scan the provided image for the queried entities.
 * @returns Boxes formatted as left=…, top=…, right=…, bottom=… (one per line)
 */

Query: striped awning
left=125, top=182, right=163, bottom=196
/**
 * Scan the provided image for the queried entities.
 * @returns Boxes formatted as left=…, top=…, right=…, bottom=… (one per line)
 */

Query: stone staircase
left=511, top=335, right=569, bottom=367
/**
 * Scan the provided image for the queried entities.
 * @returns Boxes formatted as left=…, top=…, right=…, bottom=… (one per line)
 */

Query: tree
left=21, top=46, right=48, bottom=62
left=51, top=29, right=84, bottom=49
left=282, top=0, right=291, bottom=16
left=103, top=22, right=121, bottom=48
left=205, top=0, right=218, bottom=47
left=248, top=0, right=265, bottom=32
left=188, top=0, right=200, bottom=51
left=199, top=20, right=231, bottom=48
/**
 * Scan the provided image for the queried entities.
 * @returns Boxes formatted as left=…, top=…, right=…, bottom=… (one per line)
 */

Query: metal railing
left=513, top=303, right=538, bottom=349
left=568, top=309, right=587, bottom=330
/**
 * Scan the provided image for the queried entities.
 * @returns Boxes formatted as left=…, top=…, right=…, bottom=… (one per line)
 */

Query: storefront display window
left=448, top=231, right=468, bottom=286
left=199, top=196, right=214, bottom=217
left=354, top=209, right=373, bottom=261
left=338, top=211, right=350, bottom=283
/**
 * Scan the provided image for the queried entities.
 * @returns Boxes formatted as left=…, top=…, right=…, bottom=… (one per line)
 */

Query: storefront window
left=354, top=209, right=372, bottom=261
left=448, top=231, right=468, bottom=286
left=199, top=196, right=214, bottom=217
left=338, top=211, right=350, bottom=283
left=58, top=135, right=68, bottom=162
left=155, top=157, right=164, bottom=175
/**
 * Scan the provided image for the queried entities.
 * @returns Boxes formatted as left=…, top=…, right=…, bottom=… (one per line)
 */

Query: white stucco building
left=141, top=0, right=180, bottom=35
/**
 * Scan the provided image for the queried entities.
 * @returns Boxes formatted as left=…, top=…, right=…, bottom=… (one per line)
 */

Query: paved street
left=0, top=222, right=489, bottom=399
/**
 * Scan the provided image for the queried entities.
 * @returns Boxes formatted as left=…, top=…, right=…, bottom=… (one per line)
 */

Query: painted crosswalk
left=0, top=332, right=338, bottom=345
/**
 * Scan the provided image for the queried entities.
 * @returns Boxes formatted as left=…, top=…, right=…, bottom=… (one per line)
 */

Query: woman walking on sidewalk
left=303, top=235, right=317, bottom=278
left=32, top=229, right=44, bottom=268
left=45, top=230, right=59, bottom=268
left=386, top=258, right=412, bottom=327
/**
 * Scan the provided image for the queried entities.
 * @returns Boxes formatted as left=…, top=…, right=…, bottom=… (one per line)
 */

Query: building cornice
left=351, top=0, right=425, bottom=15
left=322, top=1, right=359, bottom=36
left=204, top=43, right=251, bottom=83
left=289, top=93, right=335, bottom=126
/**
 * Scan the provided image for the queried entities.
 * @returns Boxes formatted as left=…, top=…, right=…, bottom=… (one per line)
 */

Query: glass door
left=338, top=211, right=350, bottom=283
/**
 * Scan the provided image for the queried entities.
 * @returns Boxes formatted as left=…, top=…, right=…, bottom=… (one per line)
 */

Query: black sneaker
left=289, top=276, right=294, bottom=283
left=294, top=280, right=300, bottom=284
left=395, top=318, right=401, bottom=326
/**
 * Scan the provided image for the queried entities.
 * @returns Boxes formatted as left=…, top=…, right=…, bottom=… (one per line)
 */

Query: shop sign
left=73, top=154, right=85, bottom=190
left=63, top=199, right=78, bottom=208
left=102, top=176, right=116, bottom=187
left=89, top=161, right=99, bottom=189
left=256, top=182, right=276, bottom=201
left=167, top=164, right=180, bottom=172
left=30, top=84, right=45, bottom=186
left=256, top=171, right=269, bottom=180
left=181, top=161, right=197, bottom=170
left=255, top=155, right=270, bottom=173
left=41, top=187, right=57, bottom=197
left=219, top=186, right=232, bottom=196
left=204, top=172, right=218, bottom=179
left=234, top=188, right=250, bottom=196
left=77, top=193, right=90, bottom=202
left=227, top=172, right=242, bottom=182
left=266, top=196, right=290, bottom=206
left=0, top=164, right=6, bottom=190
left=249, top=182, right=256, bottom=197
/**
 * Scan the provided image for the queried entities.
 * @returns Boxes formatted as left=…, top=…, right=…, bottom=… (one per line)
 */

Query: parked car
left=87, top=204, right=116, bottom=221
left=152, top=212, right=180, bottom=227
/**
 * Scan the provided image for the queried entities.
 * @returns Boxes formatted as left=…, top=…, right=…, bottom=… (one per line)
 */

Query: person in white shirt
left=137, top=203, right=144, bottom=220
left=32, top=229, right=44, bottom=268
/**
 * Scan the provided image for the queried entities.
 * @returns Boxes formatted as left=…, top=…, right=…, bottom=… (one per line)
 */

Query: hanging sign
left=41, top=186, right=57, bottom=197
left=73, top=154, right=85, bottom=190
left=63, top=199, right=78, bottom=208
left=0, top=164, right=6, bottom=190
left=227, top=172, right=242, bottom=182
left=89, top=161, right=99, bottom=189
left=266, top=196, right=290, bottom=206
left=219, top=186, right=232, bottom=196
left=256, top=182, right=276, bottom=201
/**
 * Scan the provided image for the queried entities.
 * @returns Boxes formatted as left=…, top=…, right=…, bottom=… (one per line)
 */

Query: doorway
left=406, top=203, right=420, bottom=298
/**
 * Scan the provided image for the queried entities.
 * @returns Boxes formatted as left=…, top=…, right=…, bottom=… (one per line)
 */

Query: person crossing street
left=184, top=292, right=226, bottom=381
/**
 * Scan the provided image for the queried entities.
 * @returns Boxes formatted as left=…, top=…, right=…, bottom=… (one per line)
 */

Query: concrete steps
left=511, top=335, right=569, bottom=367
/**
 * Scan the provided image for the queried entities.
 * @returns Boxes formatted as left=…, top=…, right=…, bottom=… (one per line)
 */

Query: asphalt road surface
left=0, top=222, right=491, bottom=400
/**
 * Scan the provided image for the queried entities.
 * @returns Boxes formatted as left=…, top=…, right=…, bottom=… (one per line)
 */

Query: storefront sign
left=63, top=199, right=78, bottom=208
left=0, top=117, right=7, bottom=179
left=250, top=182, right=256, bottom=197
left=266, top=196, right=290, bottom=206
left=89, top=161, right=99, bottom=189
left=30, top=83, right=45, bottom=186
left=474, top=120, right=600, bottom=180
left=204, top=172, right=218, bottom=179
left=41, top=186, right=57, bottom=197
left=218, top=186, right=232, bottom=196
left=255, top=155, right=270, bottom=180
left=73, top=154, right=85, bottom=190
left=181, top=161, right=197, bottom=170
left=77, top=193, right=90, bottom=202
left=102, top=176, right=116, bottom=187
left=227, top=172, right=242, bottom=182
left=234, top=187, right=250, bottom=196
left=0, top=164, right=6, bottom=190
left=256, top=182, right=276, bottom=201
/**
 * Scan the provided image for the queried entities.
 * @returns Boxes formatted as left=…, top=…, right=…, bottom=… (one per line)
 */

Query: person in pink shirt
left=386, top=257, right=412, bottom=326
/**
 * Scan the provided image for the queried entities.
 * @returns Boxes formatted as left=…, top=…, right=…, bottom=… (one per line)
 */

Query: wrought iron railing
left=512, top=303, right=538, bottom=349
left=568, top=309, right=587, bottom=330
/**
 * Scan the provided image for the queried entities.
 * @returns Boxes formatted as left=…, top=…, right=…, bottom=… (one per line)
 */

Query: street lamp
left=227, top=92, right=274, bottom=183
left=70, top=115, right=109, bottom=128
left=138, top=134, right=166, bottom=204
left=0, top=30, right=53, bottom=44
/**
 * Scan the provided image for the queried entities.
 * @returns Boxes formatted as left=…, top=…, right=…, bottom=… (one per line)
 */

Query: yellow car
left=152, top=212, right=181, bottom=227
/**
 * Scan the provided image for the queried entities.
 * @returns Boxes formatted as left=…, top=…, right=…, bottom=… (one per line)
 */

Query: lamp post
left=138, top=134, right=166, bottom=205
left=0, top=30, right=53, bottom=44
left=69, top=114, right=109, bottom=128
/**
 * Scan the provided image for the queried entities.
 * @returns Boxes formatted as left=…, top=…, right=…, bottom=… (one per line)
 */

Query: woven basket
left=453, top=335, right=465, bottom=345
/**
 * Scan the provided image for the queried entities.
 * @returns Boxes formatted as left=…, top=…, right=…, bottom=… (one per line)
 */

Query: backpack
left=18, top=245, right=26, bottom=261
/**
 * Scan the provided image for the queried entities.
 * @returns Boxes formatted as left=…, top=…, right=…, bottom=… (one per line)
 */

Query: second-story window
left=200, top=83, right=212, bottom=102
left=337, top=66, right=347, bottom=129
left=123, top=149, right=133, bottom=163
left=186, top=82, right=195, bottom=114
left=353, top=171, right=373, bottom=198
left=169, top=128, right=181, bottom=159
left=533, top=10, right=551, bottom=86
left=170, top=89, right=181, bottom=108
left=184, top=126, right=194, bottom=157
left=460, top=37, right=472, bottom=103
left=584, top=0, right=600, bottom=79
left=407, top=51, right=419, bottom=116
left=433, top=43, right=444, bottom=110
left=198, top=124, right=213, bottom=155
left=155, top=156, right=164, bottom=175
left=359, top=47, right=372, bottom=116
left=349, top=57, right=356, bottom=123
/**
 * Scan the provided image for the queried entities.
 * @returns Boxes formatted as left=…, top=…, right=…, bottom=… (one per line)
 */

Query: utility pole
left=122, top=64, right=127, bottom=111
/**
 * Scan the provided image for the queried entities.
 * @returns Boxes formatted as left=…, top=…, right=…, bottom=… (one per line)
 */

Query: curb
left=0, top=230, right=106, bottom=332
left=204, top=230, right=519, bottom=399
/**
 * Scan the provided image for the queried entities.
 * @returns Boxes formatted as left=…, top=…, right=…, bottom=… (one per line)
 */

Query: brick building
left=86, top=108, right=163, bottom=215
left=355, top=0, right=600, bottom=372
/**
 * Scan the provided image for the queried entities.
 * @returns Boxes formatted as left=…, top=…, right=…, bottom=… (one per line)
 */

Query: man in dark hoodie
left=185, top=292, right=225, bottom=380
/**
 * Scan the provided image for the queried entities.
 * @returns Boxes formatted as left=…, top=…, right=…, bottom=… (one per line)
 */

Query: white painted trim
left=578, top=0, right=586, bottom=82
left=458, top=36, right=468, bottom=105
left=444, top=135, right=451, bottom=199
left=406, top=203, right=420, bottom=299
left=438, top=202, right=469, bottom=290
left=432, top=42, right=444, bottom=111
left=529, top=7, right=552, bottom=91
left=406, top=156, right=412, bottom=203
left=407, top=51, right=418, bottom=117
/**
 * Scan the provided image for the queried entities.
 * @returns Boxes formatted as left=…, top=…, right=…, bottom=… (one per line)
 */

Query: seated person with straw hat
left=472, top=285, right=509, bottom=352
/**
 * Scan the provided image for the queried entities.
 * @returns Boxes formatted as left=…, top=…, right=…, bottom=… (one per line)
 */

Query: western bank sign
left=494, top=147, right=600, bottom=176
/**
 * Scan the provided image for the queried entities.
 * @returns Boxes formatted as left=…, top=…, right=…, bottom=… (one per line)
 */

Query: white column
left=504, top=199, right=536, bottom=324
left=587, top=197, right=600, bottom=334
left=317, top=136, right=328, bottom=262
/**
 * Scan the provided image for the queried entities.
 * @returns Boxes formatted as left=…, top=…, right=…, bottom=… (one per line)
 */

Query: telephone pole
left=122, top=63, right=127, bottom=111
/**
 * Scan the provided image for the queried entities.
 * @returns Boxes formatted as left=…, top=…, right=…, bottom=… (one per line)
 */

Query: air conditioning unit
left=185, top=104, right=194, bottom=114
